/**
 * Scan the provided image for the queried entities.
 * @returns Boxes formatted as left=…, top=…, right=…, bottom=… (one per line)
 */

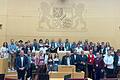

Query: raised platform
left=49, top=71, right=85, bottom=78
left=5, top=71, right=17, bottom=79
left=5, top=71, right=85, bottom=80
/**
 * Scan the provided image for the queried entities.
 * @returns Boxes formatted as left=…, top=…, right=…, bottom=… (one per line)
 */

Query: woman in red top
left=87, top=49, right=95, bottom=79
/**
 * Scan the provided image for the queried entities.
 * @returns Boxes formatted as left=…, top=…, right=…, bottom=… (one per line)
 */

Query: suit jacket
left=61, top=56, right=72, bottom=65
left=16, top=55, right=29, bottom=70
left=78, top=55, right=88, bottom=65
left=94, top=57, right=104, bottom=69
left=71, top=54, right=80, bottom=65
left=100, top=48, right=106, bottom=54
left=65, top=42, right=71, bottom=51
left=58, top=47, right=65, bottom=51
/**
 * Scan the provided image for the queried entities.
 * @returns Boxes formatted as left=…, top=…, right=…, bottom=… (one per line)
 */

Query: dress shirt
left=118, top=56, right=120, bottom=66
left=74, top=55, right=76, bottom=60
left=39, top=47, right=48, bottom=54
left=21, top=57, right=24, bottom=67
left=67, top=57, right=70, bottom=66
left=103, top=55, right=114, bottom=69
left=8, top=43, right=17, bottom=53
left=75, top=47, right=83, bottom=54
left=44, top=54, right=48, bottom=64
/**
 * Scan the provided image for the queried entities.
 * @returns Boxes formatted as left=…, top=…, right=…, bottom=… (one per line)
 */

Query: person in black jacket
left=78, top=51, right=87, bottom=72
left=16, top=50, right=29, bottom=80
left=113, top=51, right=119, bottom=78
left=71, top=49, right=80, bottom=72
left=61, top=52, right=72, bottom=65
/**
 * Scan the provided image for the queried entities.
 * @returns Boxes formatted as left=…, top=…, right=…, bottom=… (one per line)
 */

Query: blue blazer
left=79, top=55, right=88, bottom=65
left=15, top=55, right=29, bottom=70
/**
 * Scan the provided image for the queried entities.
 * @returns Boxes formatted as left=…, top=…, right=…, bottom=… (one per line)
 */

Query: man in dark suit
left=78, top=51, right=87, bottom=72
left=71, top=49, right=80, bottom=72
left=16, top=50, right=29, bottom=80
left=61, top=52, right=72, bottom=65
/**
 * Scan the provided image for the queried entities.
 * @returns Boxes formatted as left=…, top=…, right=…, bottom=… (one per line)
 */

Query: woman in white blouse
left=53, top=53, right=60, bottom=71
left=103, top=50, right=114, bottom=78
left=0, top=42, right=9, bottom=58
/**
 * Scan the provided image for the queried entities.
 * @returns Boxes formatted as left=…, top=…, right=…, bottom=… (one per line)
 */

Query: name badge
left=90, top=60, right=91, bottom=62
left=96, top=64, right=98, bottom=67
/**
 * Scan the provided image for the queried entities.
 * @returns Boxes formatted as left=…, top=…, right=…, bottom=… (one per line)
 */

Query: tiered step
left=5, top=71, right=17, bottom=79
left=49, top=71, right=85, bottom=78
left=49, top=65, right=85, bottom=79
left=118, top=71, right=120, bottom=78
left=101, top=78, right=118, bottom=80
left=118, top=74, right=120, bottom=78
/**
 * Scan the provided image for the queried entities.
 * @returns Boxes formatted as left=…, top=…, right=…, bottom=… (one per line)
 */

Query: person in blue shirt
left=71, top=42, right=77, bottom=53
left=57, top=38, right=63, bottom=48
left=32, top=39, right=39, bottom=51
left=49, top=39, right=57, bottom=53
left=64, top=39, right=71, bottom=51
left=8, top=39, right=17, bottom=71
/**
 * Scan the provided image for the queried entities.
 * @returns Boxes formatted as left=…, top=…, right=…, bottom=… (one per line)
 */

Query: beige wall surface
left=0, top=0, right=120, bottom=49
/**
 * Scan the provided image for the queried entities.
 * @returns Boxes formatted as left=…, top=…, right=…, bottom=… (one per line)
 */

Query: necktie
left=74, top=55, right=76, bottom=60
left=21, top=57, right=23, bottom=67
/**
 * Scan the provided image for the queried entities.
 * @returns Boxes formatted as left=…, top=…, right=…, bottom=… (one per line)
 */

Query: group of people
left=0, top=38, right=120, bottom=80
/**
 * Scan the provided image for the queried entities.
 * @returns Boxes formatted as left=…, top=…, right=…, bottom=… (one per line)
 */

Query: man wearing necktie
left=71, top=49, right=80, bottom=72
left=16, top=50, right=29, bottom=80
left=78, top=51, right=87, bottom=73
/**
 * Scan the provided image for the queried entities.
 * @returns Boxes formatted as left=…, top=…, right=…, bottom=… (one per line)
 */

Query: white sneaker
left=8, top=69, right=11, bottom=72
left=12, top=68, right=15, bottom=71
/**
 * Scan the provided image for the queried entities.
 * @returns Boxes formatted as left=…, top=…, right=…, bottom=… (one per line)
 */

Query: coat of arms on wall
left=37, top=0, right=87, bottom=32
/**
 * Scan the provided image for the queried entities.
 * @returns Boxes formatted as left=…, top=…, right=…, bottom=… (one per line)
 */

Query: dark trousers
left=39, top=73, right=49, bottom=80
left=78, top=64, right=86, bottom=73
left=35, top=65, right=47, bottom=80
left=10, top=53, right=16, bottom=69
left=75, top=64, right=78, bottom=72
left=106, top=68, right=114, bottom=78
left=95, top=68, right=101, bottom=80
left=116, top=66, right=120, bottom=74
left=17, top=70, right=26, bottom=80
left=0, top=74, right=5, bottom=80
left=113, top=66, right=120, bottom=78
left=88, top=64, right=94, bottom=79
left=26, top=67, right=32, bottom=79
left=26, top=64, right=32, bottom=79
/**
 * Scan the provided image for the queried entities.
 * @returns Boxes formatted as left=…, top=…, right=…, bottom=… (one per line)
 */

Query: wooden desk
left=0, top=58, right=8, bottom=74
left=49, top=71, right=85, bottom=78
left=50, top=78, right=64, bottom=80
left=49, top=65, right=84, bottom=78
left=49, top=72, right=72, bottom=78
left=58, top=65, right=75, bottom=73
left=50, top=78, right=92, bottom=80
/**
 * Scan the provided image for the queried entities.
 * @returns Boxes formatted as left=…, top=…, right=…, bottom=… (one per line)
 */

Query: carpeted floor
left=5, top=78, right=17, bottom=80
